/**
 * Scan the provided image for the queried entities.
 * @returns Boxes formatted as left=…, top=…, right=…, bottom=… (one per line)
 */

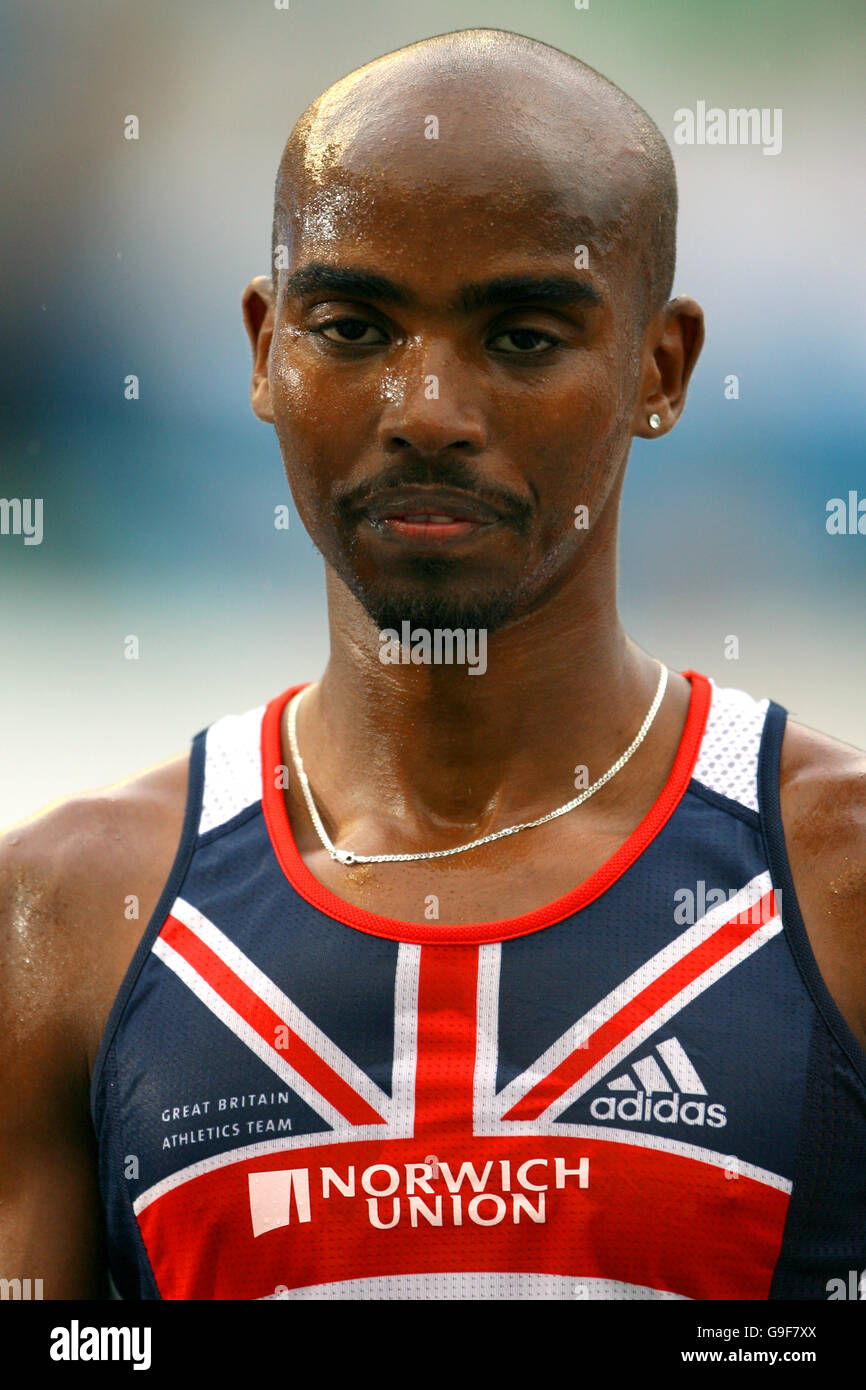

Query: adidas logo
left=589, top=1037, right=727, bottom=1128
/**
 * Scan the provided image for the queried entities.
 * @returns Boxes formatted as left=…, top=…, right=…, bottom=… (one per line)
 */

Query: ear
left=241, top=275, right=276, bottom=423
left=632, top=296, right=705, bottom=438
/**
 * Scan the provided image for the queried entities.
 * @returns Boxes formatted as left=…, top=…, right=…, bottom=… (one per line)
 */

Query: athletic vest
left=91, top=671, right=866, bottom=1300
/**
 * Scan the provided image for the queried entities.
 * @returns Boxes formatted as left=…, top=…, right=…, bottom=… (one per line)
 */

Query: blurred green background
left=2, top=0, right=864, bottom=827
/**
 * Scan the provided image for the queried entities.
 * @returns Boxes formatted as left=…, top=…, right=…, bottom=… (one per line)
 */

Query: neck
left=292, top=516, right=682, bottom=851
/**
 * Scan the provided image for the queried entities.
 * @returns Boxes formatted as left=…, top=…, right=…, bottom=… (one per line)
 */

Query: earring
left=648, top=412, right=661, bottom=429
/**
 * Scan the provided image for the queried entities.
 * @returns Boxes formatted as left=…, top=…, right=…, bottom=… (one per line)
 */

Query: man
left=2, top=28, right=864, bottom=1301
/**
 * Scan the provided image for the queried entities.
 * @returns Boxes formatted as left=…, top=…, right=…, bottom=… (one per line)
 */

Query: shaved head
left=271, top=27, right=677, bottom=327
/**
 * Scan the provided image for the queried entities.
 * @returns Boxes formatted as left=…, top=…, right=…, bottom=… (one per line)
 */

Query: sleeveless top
left=91, top=671, right=866, bottom=1300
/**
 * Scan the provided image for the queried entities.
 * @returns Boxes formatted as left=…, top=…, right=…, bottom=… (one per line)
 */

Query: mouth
left=359, top=488, right=502, bottom=544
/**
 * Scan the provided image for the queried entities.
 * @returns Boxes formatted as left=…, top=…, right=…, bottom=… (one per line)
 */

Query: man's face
left=255, top=109, right=648, bottom=635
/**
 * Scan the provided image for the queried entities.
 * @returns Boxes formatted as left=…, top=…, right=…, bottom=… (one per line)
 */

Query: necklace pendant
left=335, top=849, right=356, bottom=866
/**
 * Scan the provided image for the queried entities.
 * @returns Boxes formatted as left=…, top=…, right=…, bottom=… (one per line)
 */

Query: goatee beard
left=355, top=582, right=516, bottom=637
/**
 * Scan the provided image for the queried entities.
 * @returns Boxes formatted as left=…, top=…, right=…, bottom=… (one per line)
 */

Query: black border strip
left=759, top=700, right=866, bottom=1087
left=89, top=729, right=207, bottom=1120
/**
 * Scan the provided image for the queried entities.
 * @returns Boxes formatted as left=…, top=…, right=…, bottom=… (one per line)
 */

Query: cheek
left=268, top=334, right=355, bottom=512
left=266, top=347, right=334, bottom=525
left=269, top=326, right=321, bottom=440
left=496, top=354, right=626, bottom=492
left=269, top=327, right=382, bottom=477
left=494, top=359, right=631, bottom=561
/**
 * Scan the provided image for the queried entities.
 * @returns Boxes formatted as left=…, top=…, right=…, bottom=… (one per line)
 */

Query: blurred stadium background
left=1, top=0, right=864, bottom=828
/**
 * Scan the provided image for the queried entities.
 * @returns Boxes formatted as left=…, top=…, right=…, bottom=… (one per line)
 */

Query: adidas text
left=590, top=1094, right=727, bottom=1127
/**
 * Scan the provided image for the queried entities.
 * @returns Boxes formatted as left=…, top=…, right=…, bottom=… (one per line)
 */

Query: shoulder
left=777, top=715, right=866, bottom=1050
left=778, top=716, right=866, bottom=860
left=0, top=753, right=191, bottom=1073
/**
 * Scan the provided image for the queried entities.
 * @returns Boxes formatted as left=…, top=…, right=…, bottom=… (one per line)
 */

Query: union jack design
left=134, top=872, right=791, bottom=1300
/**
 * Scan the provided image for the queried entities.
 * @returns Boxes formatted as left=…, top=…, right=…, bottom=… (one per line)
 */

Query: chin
left=355, top=584, right=517, bottom=637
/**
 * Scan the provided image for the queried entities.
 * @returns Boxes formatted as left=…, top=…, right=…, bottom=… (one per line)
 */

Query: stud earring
left=648, top=412, right=661, bottom=429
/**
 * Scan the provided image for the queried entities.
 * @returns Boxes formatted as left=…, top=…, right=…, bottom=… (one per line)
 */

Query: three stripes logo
left=588, top=1036, right=727, bottom=1128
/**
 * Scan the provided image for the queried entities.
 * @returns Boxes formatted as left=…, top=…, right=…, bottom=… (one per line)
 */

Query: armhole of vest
left=759, top=700, right=866, bottom=1088
left=89, top=729, right=207, bottom=1123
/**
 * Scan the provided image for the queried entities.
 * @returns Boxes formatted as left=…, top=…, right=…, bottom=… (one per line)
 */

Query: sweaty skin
left=1, top=30, right=865, bottom=1299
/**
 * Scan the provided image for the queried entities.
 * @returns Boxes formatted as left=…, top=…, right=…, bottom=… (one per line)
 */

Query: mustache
left=336, top=458, right=534, bottom=533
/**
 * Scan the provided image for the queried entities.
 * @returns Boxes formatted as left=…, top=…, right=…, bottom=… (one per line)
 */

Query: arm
left=0, top=756, right=189, bottom=1299
left=0, top=813, right=111, bottom=1298
left=779, top=718, right=866, bottom=1053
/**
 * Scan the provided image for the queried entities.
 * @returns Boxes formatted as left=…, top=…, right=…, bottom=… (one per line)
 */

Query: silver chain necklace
left=286, top=661, right=668, bottom=866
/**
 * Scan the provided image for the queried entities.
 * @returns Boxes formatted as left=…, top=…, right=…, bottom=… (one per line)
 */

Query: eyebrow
left=283, top=263, right=603, bottom=313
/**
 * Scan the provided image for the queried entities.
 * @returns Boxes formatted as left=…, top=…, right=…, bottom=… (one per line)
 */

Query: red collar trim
left=260, top=670, right=712, bottom=945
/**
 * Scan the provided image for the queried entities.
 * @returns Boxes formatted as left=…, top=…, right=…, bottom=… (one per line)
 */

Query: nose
left=377, top=342, right=487, bottom=457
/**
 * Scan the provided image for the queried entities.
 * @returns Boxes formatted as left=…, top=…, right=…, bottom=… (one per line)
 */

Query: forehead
left=294, top=176, right=623, bottom=271
left=283, top=68, right=643, bottom=275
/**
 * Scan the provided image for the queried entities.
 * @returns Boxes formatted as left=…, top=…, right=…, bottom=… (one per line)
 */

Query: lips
left=361, top=488, right=501, bottom=526
left=382, top=512, right=476, bottom=523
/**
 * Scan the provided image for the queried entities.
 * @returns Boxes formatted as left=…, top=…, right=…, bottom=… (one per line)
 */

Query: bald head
left=271, top=28, right=677, bottom=327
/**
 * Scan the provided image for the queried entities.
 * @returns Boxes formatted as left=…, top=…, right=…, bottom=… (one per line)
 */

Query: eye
left=488, top=328, right=560, bottom=354
left=317, top=318, right=388, bottom=345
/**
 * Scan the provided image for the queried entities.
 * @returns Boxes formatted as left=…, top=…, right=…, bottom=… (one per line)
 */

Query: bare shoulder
left=779, top=717, right=866, bottom=864
left=0, top=752, right=191, bottom=1071
left=778, top=716, right=866, bottom=1050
